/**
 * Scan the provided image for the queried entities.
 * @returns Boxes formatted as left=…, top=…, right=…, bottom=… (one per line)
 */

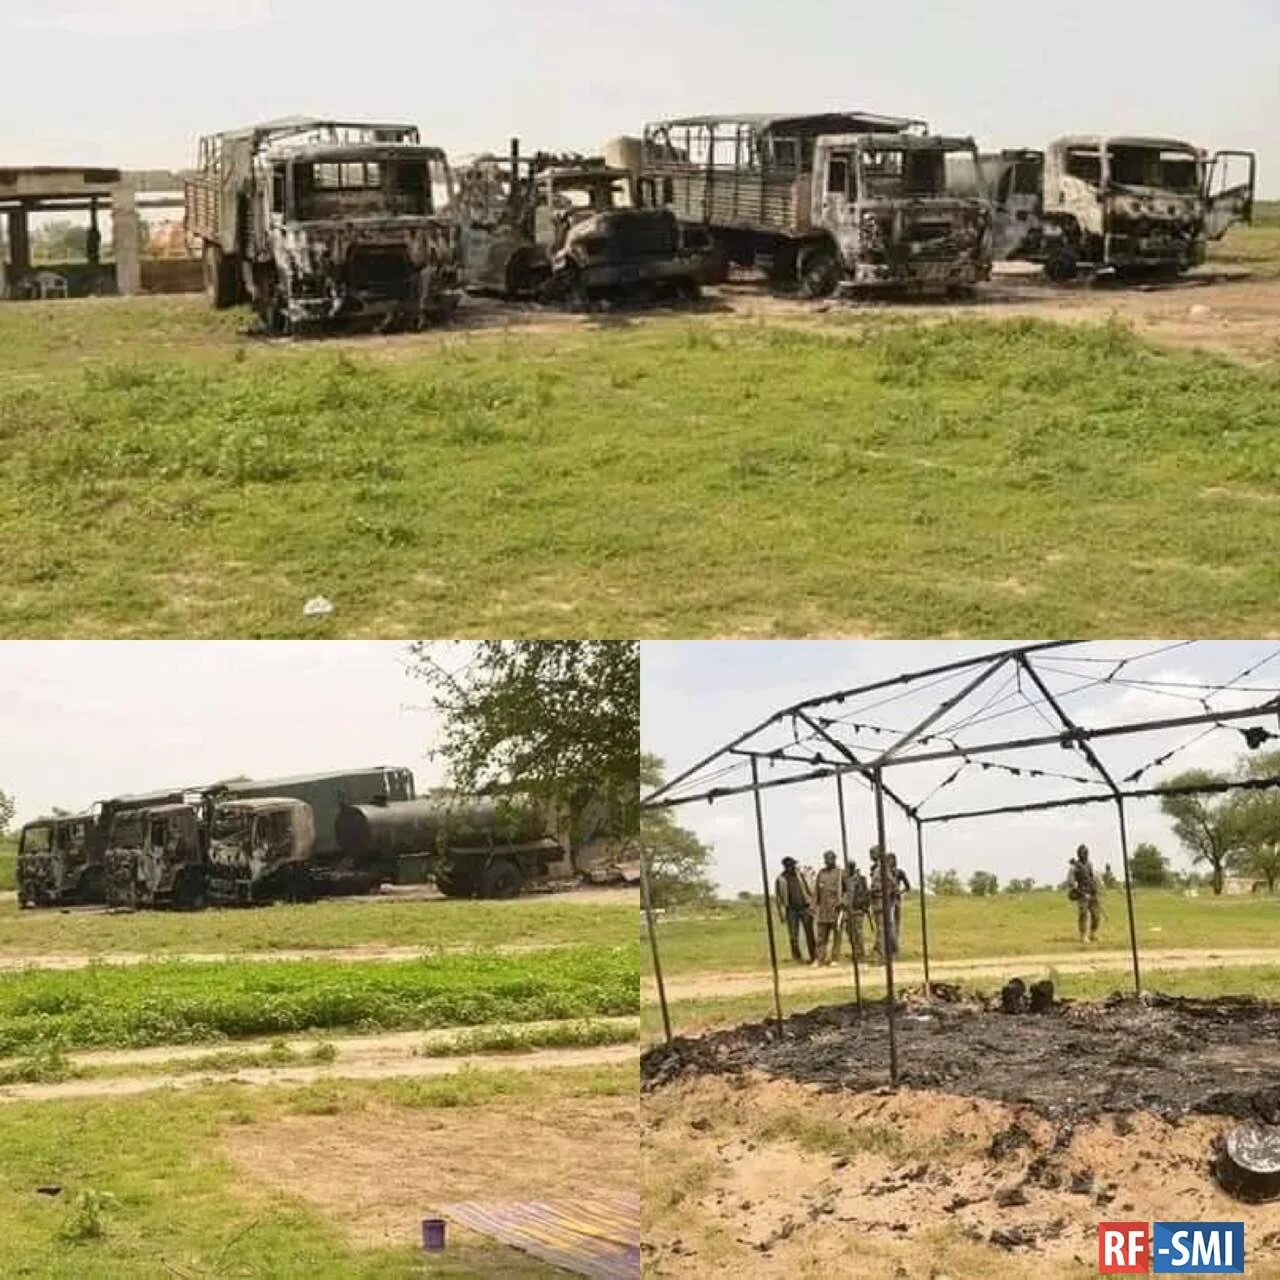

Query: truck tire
left=434, top=858, right=475, bottom=899
left=203, top=245, right=238, bottom=309
left=1044, top=249, right=1079, bottom=284
left=478, top=857, right=524, bottom=900
left=797, top=243, right=840, bottom=298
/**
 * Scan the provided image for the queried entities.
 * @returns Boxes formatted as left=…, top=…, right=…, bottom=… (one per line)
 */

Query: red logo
left=1099, top=1222, right=1151, bottom=1274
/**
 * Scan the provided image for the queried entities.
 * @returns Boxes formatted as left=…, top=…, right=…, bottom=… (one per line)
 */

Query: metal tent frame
left=641, top=642, right=1280, bottom=1087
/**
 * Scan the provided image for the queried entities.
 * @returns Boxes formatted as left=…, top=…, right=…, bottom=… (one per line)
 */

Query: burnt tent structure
left=641, top=642, right=1280, bottom=1087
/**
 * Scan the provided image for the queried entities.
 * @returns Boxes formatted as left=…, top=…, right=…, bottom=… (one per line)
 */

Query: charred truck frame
left=185, top=117, right=462, bottom=332
left=958, top=136, right=1257, bottom=281
left=640, top=112, right=992, bottom=296
left=454, top=141, right=701, bottom=305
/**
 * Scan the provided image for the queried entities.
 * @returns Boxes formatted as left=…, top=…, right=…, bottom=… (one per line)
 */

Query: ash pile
left=642, top=984, right=1280, bottom=1127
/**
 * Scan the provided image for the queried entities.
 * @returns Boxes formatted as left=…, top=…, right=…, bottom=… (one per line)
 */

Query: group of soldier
left=773, top=847, right=911, bottom=966
left=773, top=841, right=1105, bottom=966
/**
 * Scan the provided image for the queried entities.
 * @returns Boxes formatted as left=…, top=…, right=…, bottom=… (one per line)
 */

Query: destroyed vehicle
left=954, top=136, right=1257, bottom=281
left=639, top=113, right=992, bottom=295
left=185, top=117, right=462, bottom=332
left=205, top=797, right=317, bottom=904
left=454, top=145, right=701, bottom=305
left=104, top=804, right=207, bottom=910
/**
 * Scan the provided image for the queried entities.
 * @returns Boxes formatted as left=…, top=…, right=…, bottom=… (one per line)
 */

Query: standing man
left=812, top=849, right=846, bottom=966
left=843, top=855, right=872, bottom=961
left=1067, top=844, right=1101, bottom=943
left=870, top=846, right=911, bottom=959
left=774, top=856, right=816, bottom=964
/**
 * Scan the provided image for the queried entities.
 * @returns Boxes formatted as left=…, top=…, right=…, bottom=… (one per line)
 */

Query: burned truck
left=454, top=143, right=701, bottom=305
left=954, top=136, right=1257, bottom=281
left=185, top=117, right=462, bottom=332
left=638, top=113, right=992, bottom=295
left=104, top=803, right=206, bottom=910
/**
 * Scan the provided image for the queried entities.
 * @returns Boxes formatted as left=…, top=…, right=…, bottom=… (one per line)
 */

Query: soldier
left=812, top=849, right=846, bottom=966
left=843, top=856, right=872, bottom=961
left=774, top=856, right=816, bottom=964
left=870, top=846, right=911, bottom=959
left=1068, top=844, right=1101, bottom=942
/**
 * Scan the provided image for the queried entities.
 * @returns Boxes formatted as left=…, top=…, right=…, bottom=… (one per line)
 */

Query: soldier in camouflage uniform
left=869, top=846, right=911, bottom=960
left=1068, top=843, right=1101, bottom=942
left=843, top=856, right=872, bottom=961
left=811, top=849, right=847, bottom=966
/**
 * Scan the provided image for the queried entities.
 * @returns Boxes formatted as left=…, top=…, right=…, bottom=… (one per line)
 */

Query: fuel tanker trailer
left=335, top=795, right=570, bottom=898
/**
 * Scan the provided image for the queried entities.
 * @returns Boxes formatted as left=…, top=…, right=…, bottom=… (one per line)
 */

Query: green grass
left=0, top=945, right=638, bottom=1054
left=417, top=1017, right=639, bottom=1058
left=643, top=963, right=1280, bottom=1041
left=0, top=839, right=15, bottom=893
left=0, top=892, right=636, bottom=956
left=1209, top=201, right=1280, bottom=278
left=649, top=889, right=1280, bottom=976
left=0, top=1063, right=632, bottom=1279
left=3, top=298, right=1280, bottom=637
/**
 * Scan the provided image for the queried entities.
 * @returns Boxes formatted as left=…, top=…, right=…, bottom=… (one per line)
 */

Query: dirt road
left=649, top=946, right=1280, bottom=1003
left=0, top=1038, right=638, bottom=1105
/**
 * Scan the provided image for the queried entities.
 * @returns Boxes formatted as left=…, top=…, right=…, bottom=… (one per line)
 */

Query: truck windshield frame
left=1107, top=143, right=1201, bottom=193
left=857, top=146, right=947, bottom=199
left=290, top=156, right=435, bottom=221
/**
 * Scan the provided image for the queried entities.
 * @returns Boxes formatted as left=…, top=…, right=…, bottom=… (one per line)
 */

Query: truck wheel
left=203, top=246, right=237, bottom=309
left=478, top=858, right=524, bottom=900
left=1044, top=249, right=1079, bottom=284
left=434, top=858, right=474, bottom=898
left=797, top=244, right=840, bottom=298
left=173, top=869, right=206, bottom=912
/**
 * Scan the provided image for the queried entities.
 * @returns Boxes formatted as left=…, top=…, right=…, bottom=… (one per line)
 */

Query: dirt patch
left=226, top=1093, right=639, bottom=1251
left=643, top=991, right=1280, bottom=1124
left=643, top=1075, right=1280, bottom=1279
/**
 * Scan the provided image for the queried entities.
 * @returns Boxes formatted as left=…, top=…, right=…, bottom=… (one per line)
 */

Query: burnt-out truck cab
left=455, top=144, right=700, bottom=305
left=104, top=802, right=206, bottom=910
left=186, top=117, right=462, bottom=333
left=17, top=811, right=106, bottom=907
left=16, top=819, right=57, bottom=908
left=639, top=113, right=991, bottom=296
left=965, top=136, right=1256, bottom=281
left=206, top=796, right=317, bottom=904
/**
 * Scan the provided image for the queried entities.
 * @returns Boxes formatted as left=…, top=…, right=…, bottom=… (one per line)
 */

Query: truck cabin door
left=991, top=153, right=1043, bottom=261
left=817, top=148, right=855, bottom=232
left=1204, top=151, right=1257, bottom=240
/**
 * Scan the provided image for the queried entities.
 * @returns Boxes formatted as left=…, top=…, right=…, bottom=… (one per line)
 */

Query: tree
left=641, top=754, right=717, bottom=909
left=1160, top=770, right=1244, bottom=895
left=927, top=869, right=964, bottom=896
left=0, top=790, right=14, bottom=838
left=1224, top=750, right=1280, bottom=892
left=1129, top=842, right=1170, bottom=887
left=409, top=641, right=639, bottom=838
left=1004, top=877, right=1036, bottom=894
left=968, top=870, right=999, bottom=897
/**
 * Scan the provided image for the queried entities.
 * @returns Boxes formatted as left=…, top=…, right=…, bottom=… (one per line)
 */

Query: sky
left=0, top=0, right=1275, bottom=195
left=0, top=642, right=457, bottom=825
left=642, top=641, right=1280, bottom=894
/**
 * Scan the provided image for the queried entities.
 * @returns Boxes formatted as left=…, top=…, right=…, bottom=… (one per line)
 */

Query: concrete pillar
left=110, top=180, right=142, bottom=296
left=7, top=207, right=31, bottom=271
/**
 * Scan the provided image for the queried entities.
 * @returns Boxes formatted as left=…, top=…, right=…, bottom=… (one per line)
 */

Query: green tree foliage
left=0, top=790, right=14, bottom=837
left=1129, top=842, right=1171, bottom=887
left=1004, top=877, right=1036, bottom=894
left=1160, top=769, right=1244, bottom=895
left=927, top=869, right=964, bottom=896
left=968, top=870, right=999, bottom=897
left=409, top=641, right=639, bottom=838
left=640, top=754, right=717, bottom=909
left=1224, top=750, right=1280, bottom=892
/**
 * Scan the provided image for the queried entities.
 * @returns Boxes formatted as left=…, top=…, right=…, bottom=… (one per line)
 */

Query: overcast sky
left=0, top=0, right=1274, bottom=195
left=0, top=642, right=453, bottom=825
left=642, top=642, right=1280, bottom=893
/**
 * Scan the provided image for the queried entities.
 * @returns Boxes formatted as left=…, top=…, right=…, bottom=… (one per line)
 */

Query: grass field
left=0, top=945, right=638, bottom=1054
left=3, top=297, right=1279, bottom=637
left=0, top=839, right=15, bottom=893
left=1209, top=198, right=1280, bottom=276
left=0, top=1063, right=633, bottom=1279
left=0, top=892, right=636, bottom=956
left=647, top=889, right=1280, bottom=976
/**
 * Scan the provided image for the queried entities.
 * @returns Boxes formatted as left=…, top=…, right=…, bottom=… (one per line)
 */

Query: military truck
left=17, top=787, right=189, bottom=908
left=637, top=113, right=992, bottom=295
left=453, top=141, right=701, bottom=305
left=95, top=765, right=416, bottom=910
left=953, top=136, right=1257, bottom=281
left=185, top=116, right=462, bottom=332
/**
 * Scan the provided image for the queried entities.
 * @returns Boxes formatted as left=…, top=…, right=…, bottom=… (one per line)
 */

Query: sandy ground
left=648, top=946, right=1280, bottom=1003
left=225, top=1090, right=639, bottom=1253
left=643, top=1074, right=1280, bottom=1280
left=0, top=1040, right=638, bottom=1105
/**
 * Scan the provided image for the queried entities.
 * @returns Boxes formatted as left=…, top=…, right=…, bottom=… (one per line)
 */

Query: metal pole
left=873, top=770, right=899, bottom=1089
left=752, top=757, right=785, bottom=1026
left=915, top=819, right=931, bottom=995
left=836, top=772, right=863, bottom=1019
left=639, top=846, right=672, bottom=1047
left=1114, top=796, right=1142, bottom=997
